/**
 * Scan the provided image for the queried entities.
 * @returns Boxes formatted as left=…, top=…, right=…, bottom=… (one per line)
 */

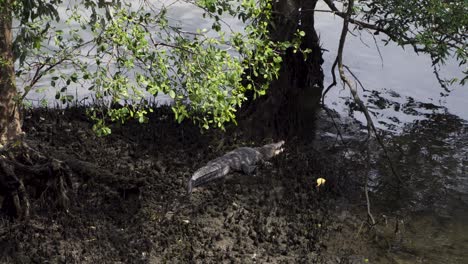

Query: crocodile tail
left=188, top=163, right=230, bottom=193
left=188, top=179, right=193, bottom=193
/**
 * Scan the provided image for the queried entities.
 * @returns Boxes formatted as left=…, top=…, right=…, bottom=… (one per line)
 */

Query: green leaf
left=169, top=90, right=175, bottom=98
left=177, top=114, right=184, bottom=123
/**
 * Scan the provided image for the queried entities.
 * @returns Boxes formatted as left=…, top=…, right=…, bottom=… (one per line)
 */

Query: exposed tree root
left=0, top=137, right=135, bottom=219
left=0, top=157, right=29, bottom=219
left=0, top=141, right=73, bottom=219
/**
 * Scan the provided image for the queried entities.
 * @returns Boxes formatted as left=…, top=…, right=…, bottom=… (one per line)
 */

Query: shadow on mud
left=1, top=102, right=466, bottom=263
left=0, top=107, right=348, bottom=263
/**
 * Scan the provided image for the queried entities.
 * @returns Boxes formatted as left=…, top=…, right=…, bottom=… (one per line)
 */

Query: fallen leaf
left=316, top=178, right=326, bottom=187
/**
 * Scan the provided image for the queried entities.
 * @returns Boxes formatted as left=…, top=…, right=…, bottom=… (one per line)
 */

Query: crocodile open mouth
left=274, top=148, right=284, bottom=155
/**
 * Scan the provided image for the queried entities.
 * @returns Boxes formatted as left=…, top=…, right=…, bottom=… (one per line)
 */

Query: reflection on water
left=313, top=4, right=468, bottom=260
left=318, top=108, right=468, bottom=263
left=372, top=112, right=468, bottom=263
left=376, top=113, right=467, bottom=213
left=388, top=210, right=468, bottom=264
left=314, top=2, right=468, bottom=127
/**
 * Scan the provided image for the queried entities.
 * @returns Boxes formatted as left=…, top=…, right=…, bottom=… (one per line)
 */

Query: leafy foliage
left=12, top=0, right=301, bottom=135
left=358, top=0, right=467, bottom=86
left=10, top=0, right=466, bottom=136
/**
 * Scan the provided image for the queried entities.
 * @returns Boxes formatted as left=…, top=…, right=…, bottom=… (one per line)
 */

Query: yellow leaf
left=316, top=178, right=326, bottom=187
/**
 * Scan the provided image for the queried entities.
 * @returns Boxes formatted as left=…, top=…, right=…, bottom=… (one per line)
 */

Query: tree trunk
left=0, top=0, right=22, bottom=147
left=0, top=1, right=35, bottom=218
left=239, top=0, right=323, bottom=141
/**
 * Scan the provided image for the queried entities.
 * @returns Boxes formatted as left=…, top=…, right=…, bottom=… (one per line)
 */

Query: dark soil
left=0, top=107, right=387, bottom=264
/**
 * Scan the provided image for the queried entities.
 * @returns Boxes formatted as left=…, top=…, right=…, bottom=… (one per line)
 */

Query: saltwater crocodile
left=188, top=141, right=285, bottom=193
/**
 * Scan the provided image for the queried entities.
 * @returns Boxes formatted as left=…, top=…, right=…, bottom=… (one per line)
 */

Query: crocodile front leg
left=241, top=164, right=257, bottom=176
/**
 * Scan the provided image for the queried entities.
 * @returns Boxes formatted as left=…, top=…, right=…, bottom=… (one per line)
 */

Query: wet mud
left=3, top=107, right=464, bottom=263
left=0, top=107, right=348, bottom=263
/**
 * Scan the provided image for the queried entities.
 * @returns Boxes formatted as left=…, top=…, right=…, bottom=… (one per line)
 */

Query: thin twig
left=336, top=1, right=401, bottom=184
left=432, top=61, right=450, bottom=93
left=370, top=31, right=384, bottom=68
left=321, top=57, right=338, bottom=104
left=365, top=141, right=376, bottom=225
left=335, top=0, right=374, bottom=133
left=332, top=0, right=403, bottom=224
left=21, top=57, right=66, bottom=101
left=343, top=65, right=368, bottom=92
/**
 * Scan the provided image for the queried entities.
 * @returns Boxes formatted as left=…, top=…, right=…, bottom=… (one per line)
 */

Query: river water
left=313, top=3, right=468, bottom=263
left=21, top=1, right=468, bottom=263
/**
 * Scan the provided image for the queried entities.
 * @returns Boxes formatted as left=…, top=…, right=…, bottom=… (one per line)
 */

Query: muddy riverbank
left=0, top=107, right=351, bottom=263
left=1, top=106, right=466, bottom=263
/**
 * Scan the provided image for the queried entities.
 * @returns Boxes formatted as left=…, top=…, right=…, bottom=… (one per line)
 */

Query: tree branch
left=337, top=0, right=377, bottom=225
left=322, top=0, right=418, bottom=50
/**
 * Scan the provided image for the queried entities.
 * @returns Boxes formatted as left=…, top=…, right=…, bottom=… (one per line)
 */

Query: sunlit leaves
left=81, top=0, right=296, bottom=132
left=13, top=0, right=300, bottom=135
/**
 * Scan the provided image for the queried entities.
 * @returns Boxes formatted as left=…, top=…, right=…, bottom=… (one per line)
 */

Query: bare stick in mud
left=188, top=141, right=285, bottom=193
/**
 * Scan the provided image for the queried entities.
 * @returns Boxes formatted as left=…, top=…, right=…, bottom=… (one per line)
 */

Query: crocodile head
left=258, top=140, right=285, bottom=159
